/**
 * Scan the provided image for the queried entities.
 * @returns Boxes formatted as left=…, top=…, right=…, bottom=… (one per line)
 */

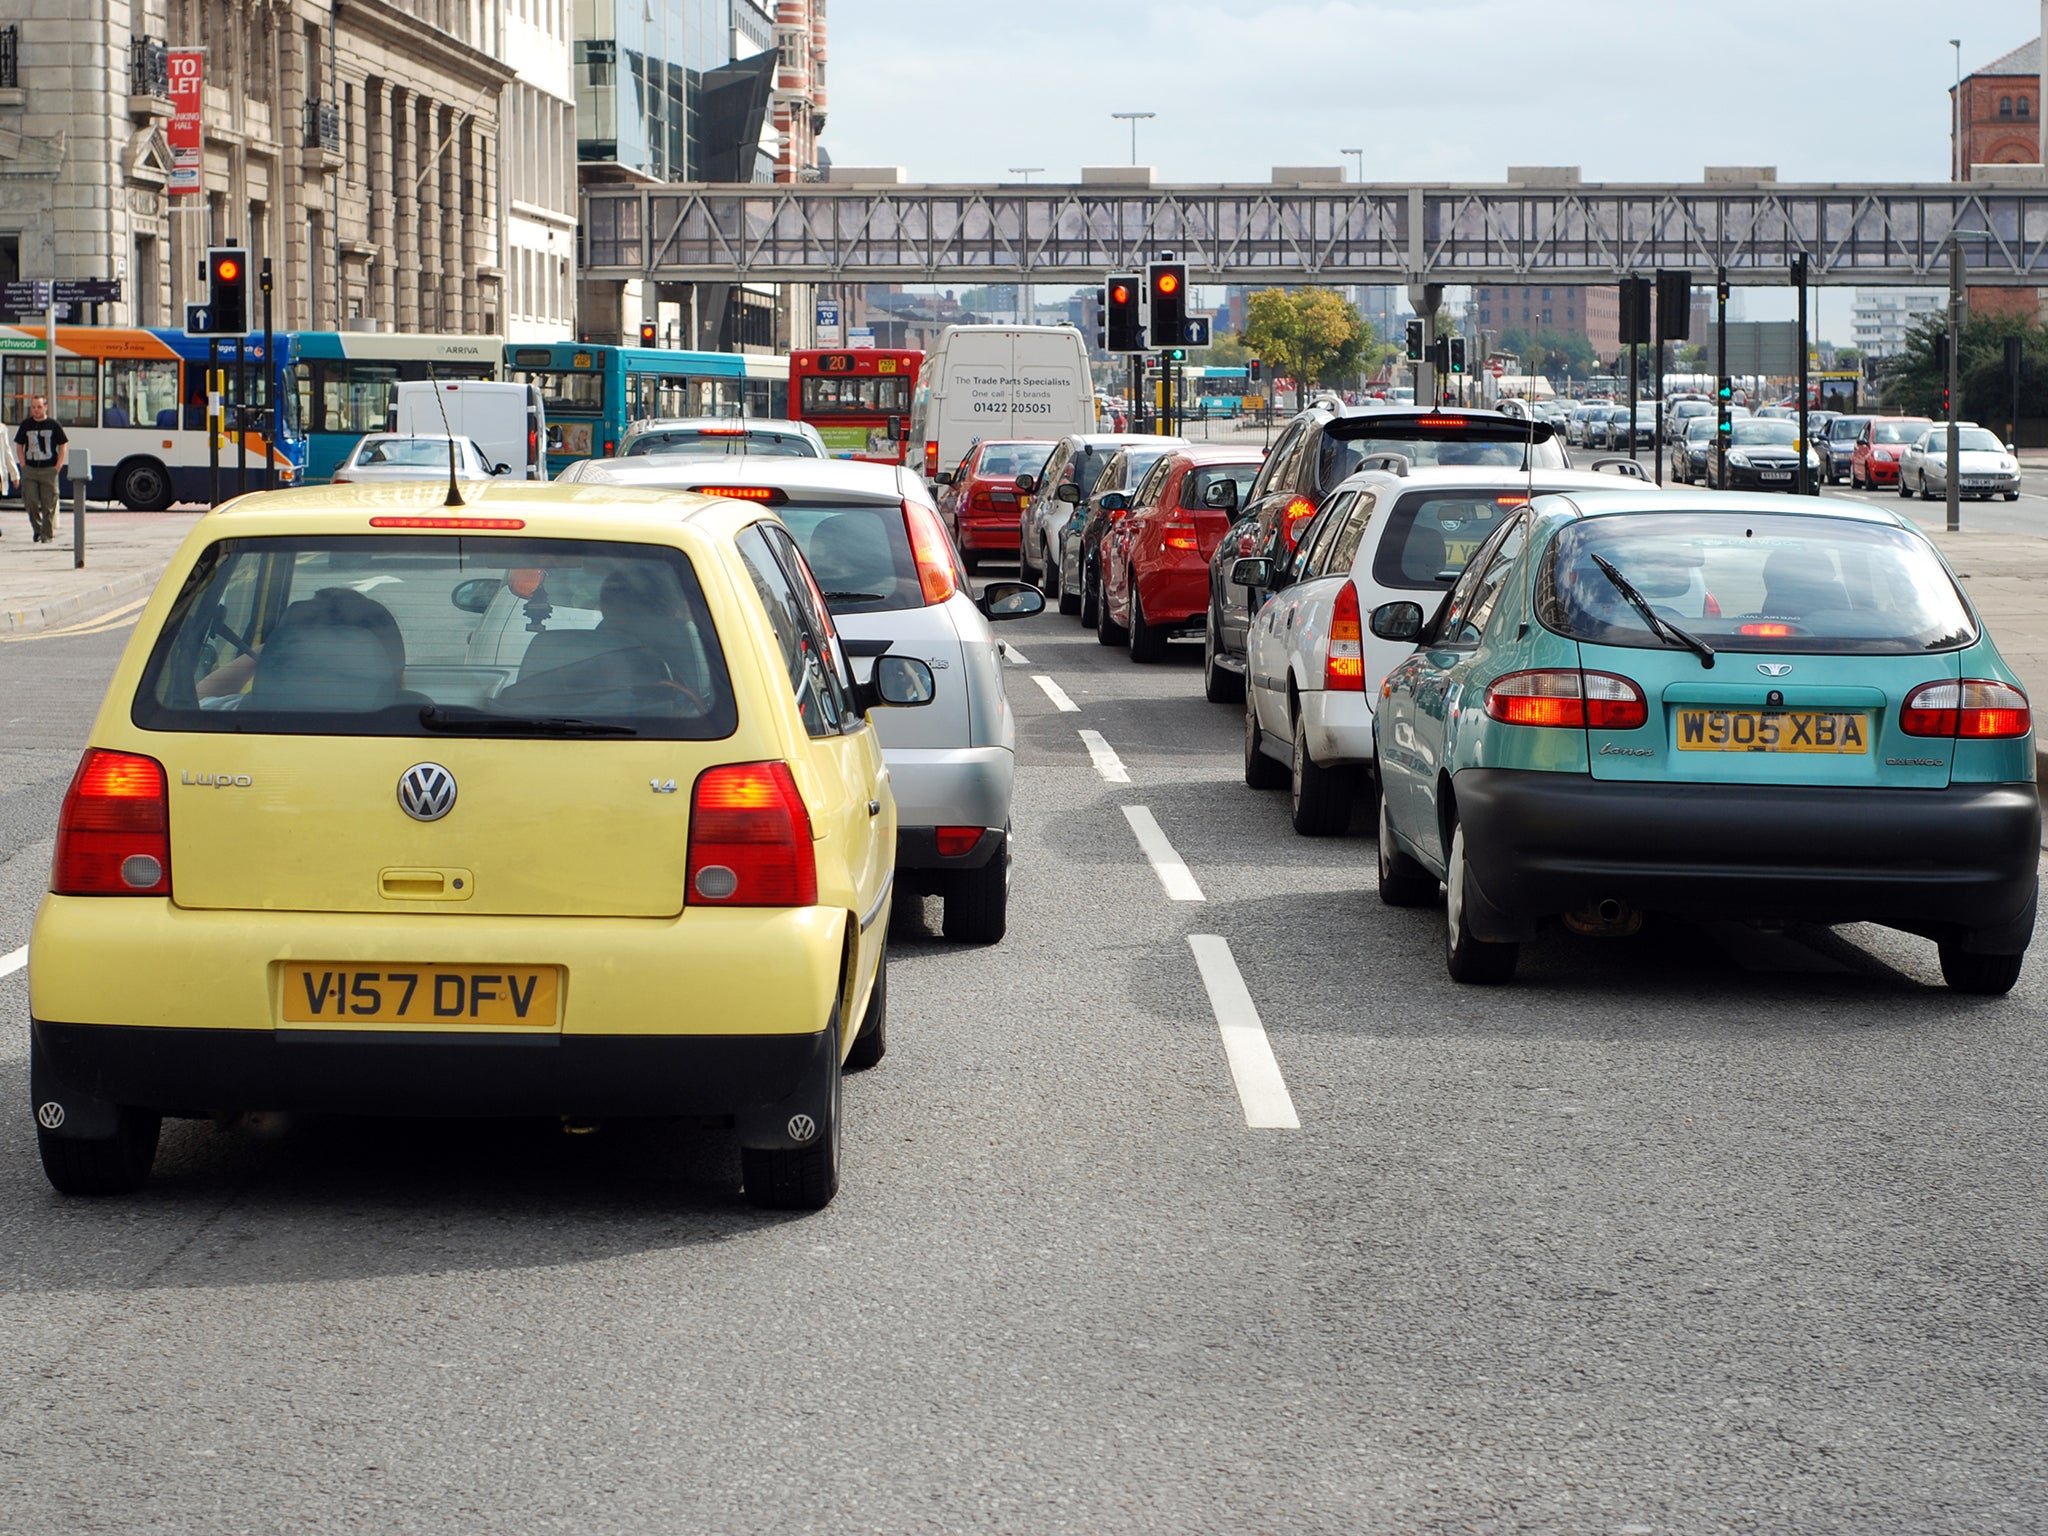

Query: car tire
left=963, top=550, right=981, bottom=575
left=1289, top=717, right=1352, bottom=837
left=1203, top=610, right=1243, bottom=703
left=1938, top=943, right=2025, bottom=996
left=1078, top=558, right=1100, bottom=629
left=1054, top=542, right=1079, bottom=616
left=741, top=1046, right=841, bottom=1211
left=942, top=833, right=1009, bottom=944
left=845, top=945, right=888, bottom=1071
left=1375, top=791, right=1436, bottom=907
left=1128, top=580, right=1168, bottom=663
left=37, top=1107, right=162, bottom=1197
left=2007, top=491, right=2022, bottom=502
left=1243, top=692, right=1287, bottom=790
left=1096, top=571, right=1128, bottom=646
left=1444, top=820, right=1518, bottom=984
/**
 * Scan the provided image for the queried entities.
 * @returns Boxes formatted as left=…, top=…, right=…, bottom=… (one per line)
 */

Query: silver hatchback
left=559, top=455, right=1043, bottom=941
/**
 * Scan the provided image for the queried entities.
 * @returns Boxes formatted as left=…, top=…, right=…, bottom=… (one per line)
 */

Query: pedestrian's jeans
left=21, top=467, right=58, bottom=540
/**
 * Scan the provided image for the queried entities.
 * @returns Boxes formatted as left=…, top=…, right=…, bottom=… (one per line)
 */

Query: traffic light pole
left=1947, top=238, right=1963, bottom=532
left=261, top=259, right=275, bottom=492
left=235, top=337, right=248, bottom=498
left=1792, top=254, right=1811, bottom=496
left=207, top=338, right=220, bottom=510
left=1715, top=269, right=1729, bottom=488
left=1626, top=339, right=1639, bottom=463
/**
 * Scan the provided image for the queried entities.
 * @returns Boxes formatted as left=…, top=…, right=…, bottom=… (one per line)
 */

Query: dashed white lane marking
left=1033, top=674, right=1080, bottom=712
left=999, top=641, right=1031, bottom=666
left=1188, top=935, right=1300, bottom=1130
left=1122, top=806, right=1204, bottom=901
left=1077, top=729, right=1130, bottom=783
left=0, top=945, right=26, bottom=980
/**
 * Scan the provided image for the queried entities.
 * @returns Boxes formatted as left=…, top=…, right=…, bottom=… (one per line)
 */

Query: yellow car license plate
left=1675, top=709, right=1870, bottom=754
left=282, top=965, right=561, bottom=1026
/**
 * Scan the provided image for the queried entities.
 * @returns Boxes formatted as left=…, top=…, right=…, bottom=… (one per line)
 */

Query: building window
left=2023, top=98, right=2033, bottom=118
left=2001, top=96, right=2013, bottom=116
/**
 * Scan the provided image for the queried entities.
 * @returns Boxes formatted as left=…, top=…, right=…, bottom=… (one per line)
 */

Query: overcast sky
left=827, top=0, right=2041, bottom=344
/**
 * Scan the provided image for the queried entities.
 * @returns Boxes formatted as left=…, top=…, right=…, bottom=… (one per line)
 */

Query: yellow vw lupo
left=28, top=480, right=935, bottom=1210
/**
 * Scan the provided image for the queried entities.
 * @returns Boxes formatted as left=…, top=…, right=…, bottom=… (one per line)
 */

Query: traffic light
left=1430, top=334, right=1449, bottom=374
left=1932, top=332, right=1950, bottom=373
left=1655, top=269, right=1691, bottom=341
left=1105, top=274, right=1143, bottom=352
left=1249, top=358, right=1263, bottom=383
left=1716, top=378, right=1733, bottom=434
left=1147, top=260, right=1186, bottom=352
left=1618, top=276, right=1652, bottom=346
left=1164, top=346, right=1188, bottom=363
left=1448, top=336, right=1467, bottom=375
left=1405, top=319, right=1424, bottom=361
left=639, top=322, right=658, bottom=348
left=203, top=247, right=246, bottom=334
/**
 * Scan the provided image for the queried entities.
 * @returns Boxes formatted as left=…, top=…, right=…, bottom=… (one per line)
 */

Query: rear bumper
left=882, top=745, right=1013, bottom=850
left=1137, top=561, right=1211, bottom=626
left=31, top=1018, right=836, bottom=1133
left=1451, top=770, right=2040, bottom=946
left=896, top=824, right=1004, bottom=872
left=1298, top=687, right=1377, bottom=766
left=959, top=517, right=1021, bottom=554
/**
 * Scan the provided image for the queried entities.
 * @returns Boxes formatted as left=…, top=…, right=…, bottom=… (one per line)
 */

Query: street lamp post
left=1951, top=38, right=1963, bottom=181
left=1009, top=168, right=1043, bottom=323
left=1340, top=148, right=1363, bottom=182
left=1110, top=112, right=1155, bottom=167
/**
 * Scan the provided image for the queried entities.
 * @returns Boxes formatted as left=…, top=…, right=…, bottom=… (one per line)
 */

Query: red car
left=1850, top=416, right=1933, bottom=489
left=935, top=439, right=1055, bottom=571
left=1096, top=448, right=1265, bottom=662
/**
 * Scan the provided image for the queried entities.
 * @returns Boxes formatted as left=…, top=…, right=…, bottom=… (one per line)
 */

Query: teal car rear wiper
left=1589, top=553, right=1716, bottom=669
left=418, top=705, right=638, bottom=737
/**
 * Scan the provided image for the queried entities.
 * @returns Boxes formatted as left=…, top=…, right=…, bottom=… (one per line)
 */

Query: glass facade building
left=575, top=0, right=777, bottom=182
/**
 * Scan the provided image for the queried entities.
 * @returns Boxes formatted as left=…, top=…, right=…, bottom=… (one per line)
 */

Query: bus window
left=103, top=358, right=181, bottom=429
left=512, top=367, right=602, bottom=415
left=799, top=375, right=913, bottom=414
left=3, top=355, right=98, bottom=427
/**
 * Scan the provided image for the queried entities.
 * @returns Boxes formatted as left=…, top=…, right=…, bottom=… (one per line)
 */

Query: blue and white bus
left=0, top=324, right=301, bottom=509
left=503, top=342, right=789, bottom=477
left=292, top=331, right=502, bottom=484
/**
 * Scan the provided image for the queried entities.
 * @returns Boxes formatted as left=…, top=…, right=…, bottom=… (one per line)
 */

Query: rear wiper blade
left=418, top=705, right=638, bottom=737
left=1589, top=553, right=1716, bottom=669
left=823, top=591, right=891, bottom=604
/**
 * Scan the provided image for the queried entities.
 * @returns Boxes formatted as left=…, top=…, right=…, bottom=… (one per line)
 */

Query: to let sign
left=167, top=51, right=202, bottom=194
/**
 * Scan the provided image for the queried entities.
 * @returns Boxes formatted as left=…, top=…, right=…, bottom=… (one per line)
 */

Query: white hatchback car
left=1237, top=466, right=1651, bottom=834
left=559, top=455, right=1043, bottom=940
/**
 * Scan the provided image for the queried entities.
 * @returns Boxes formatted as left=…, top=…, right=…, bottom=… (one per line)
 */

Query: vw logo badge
left=36, top=1101, right=65, bottom=1130
left=786, top=1114, right=818, bottom=1143
left=397, top=762, right=458, bottom=822
left=1756, top=663, right=1793, bottom=677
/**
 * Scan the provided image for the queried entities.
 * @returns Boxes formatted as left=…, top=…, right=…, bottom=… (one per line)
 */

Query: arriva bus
left=293, top=331, right=501, bottom=483
left=503, top=342, right=788, bottom=476
left=787, top=347, right=922, bottom=463
left=0, top=325, right=300, bottom=509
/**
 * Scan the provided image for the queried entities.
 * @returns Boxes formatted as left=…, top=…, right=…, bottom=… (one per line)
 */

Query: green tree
left=1241, top=288, right=1367, bottom=410
left=1882, top=312, right=2048, bottom=428
left=1831, top=346, right=1863, bottom=368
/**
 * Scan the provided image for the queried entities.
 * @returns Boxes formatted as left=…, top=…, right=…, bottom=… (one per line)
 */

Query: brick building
left=1953, top=39, right=2042, bottom=177
left=1470, top=284, right=1622, bottom=363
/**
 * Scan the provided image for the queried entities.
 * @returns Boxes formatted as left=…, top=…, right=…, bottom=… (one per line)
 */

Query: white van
left=913, top=325, right=1095, bottom=485
left=391, top=380, right=548, bottom=481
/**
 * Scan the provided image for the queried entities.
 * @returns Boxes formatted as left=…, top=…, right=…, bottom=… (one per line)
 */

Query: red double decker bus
left=788, top=347, right=923, bottom=464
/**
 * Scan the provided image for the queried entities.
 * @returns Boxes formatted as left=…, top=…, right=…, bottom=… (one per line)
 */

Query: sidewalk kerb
left=0, top=569, right=162, bottom=636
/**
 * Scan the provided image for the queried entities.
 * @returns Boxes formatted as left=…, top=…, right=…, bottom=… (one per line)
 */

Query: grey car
left=559, top=454, right=1043, bottom=942
left=1018, top=433, right=1188, bottom=596
left=615, top=417, right=827, bottom=458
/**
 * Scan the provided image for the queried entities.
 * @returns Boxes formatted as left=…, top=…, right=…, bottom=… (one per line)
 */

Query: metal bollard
left=69, top=447, right=88, bottom=568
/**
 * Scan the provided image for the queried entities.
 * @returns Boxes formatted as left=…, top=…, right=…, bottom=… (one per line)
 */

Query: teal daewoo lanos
left=1371, top=489, right=2039, bottom=993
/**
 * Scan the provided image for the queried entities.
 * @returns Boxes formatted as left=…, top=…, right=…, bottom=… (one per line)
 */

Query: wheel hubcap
left=1447, top=828, right=1467, bottom=938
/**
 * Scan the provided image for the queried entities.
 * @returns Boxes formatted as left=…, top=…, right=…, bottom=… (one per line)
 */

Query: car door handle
left=868, top=799, right=882, bottom=817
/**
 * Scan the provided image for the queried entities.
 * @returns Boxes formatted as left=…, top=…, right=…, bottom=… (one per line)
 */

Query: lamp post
left=1009, top=167, right=1043, bottom=323
left=1110, top=112, right=1155, bottom=167
left=1951, top=38, right=1963, bottom=181
left=1341, top=147, right=1363, bottom=182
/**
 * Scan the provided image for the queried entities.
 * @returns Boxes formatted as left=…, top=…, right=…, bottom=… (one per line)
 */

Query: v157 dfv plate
left=1676, top=709, right=1870, bottom=754
left=282, top=965, right=562, bottom=1026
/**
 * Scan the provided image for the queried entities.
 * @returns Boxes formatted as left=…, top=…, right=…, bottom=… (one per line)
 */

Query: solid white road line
left=1033, top=674, right=1080, bottom=712
left=1122, top=806, right=1204, bottom=901
left=0, top=945, right=26, bottom=980
left=1188, top=935, right=1301, bottom=1130
left=1077, top=729, right=1130, bottom=783
left=1000, top=641, right=1031, bottom=666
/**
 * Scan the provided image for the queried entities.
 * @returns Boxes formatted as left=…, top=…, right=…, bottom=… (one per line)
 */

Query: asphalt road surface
left=2, top=589, right=2046, bottom=1533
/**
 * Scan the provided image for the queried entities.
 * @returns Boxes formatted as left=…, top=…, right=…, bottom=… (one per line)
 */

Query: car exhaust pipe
left=1563, top=900, right=1644, bottom=938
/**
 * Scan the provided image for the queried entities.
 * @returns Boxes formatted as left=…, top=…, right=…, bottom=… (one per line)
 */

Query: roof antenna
left=426, top=362, right=465, bottom=507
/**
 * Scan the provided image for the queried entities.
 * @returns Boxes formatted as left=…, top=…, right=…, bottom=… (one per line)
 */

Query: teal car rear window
left=1536, top=512, right=1978, bottom=655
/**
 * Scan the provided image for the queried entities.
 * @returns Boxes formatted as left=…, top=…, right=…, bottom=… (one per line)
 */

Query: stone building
left=0, top=0, right=529, bottom=335
left=502, top=0, right=577, bottom=341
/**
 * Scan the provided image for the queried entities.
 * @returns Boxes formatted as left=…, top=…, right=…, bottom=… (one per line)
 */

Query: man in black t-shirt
left=14, top=395, right=68, bottom=543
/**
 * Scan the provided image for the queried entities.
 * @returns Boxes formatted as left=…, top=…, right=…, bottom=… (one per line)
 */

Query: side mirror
left=1369, top=600, right=1425, bottom=642
left=976, top=580, right=1047, bottom=621
left=1055, top=482, right=1081, bottom=504
left=1098, top=491, right=1129, bottom=515
left=451, top=576, right=504, bottom=614
left=866, top=654, right=937, bottom=710
left=492, top=462, right=512, bottom=476
left=1230, top=556, right=1273, bottom=588
left=2009, top=442, right=2019, bottom=453
left=935, top=468, right=955, bottom=486
left=1013, top=472, right=1038, bottom=494
left=1203, top=479, right=1239, bottom=510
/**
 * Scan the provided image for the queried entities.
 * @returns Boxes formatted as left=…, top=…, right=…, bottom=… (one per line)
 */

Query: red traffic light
left=1155, top=272, right=1179, bottom=296
left=213, top=256, right=239, bottom=282
left=1110, top=284, right=1130, bottom=305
